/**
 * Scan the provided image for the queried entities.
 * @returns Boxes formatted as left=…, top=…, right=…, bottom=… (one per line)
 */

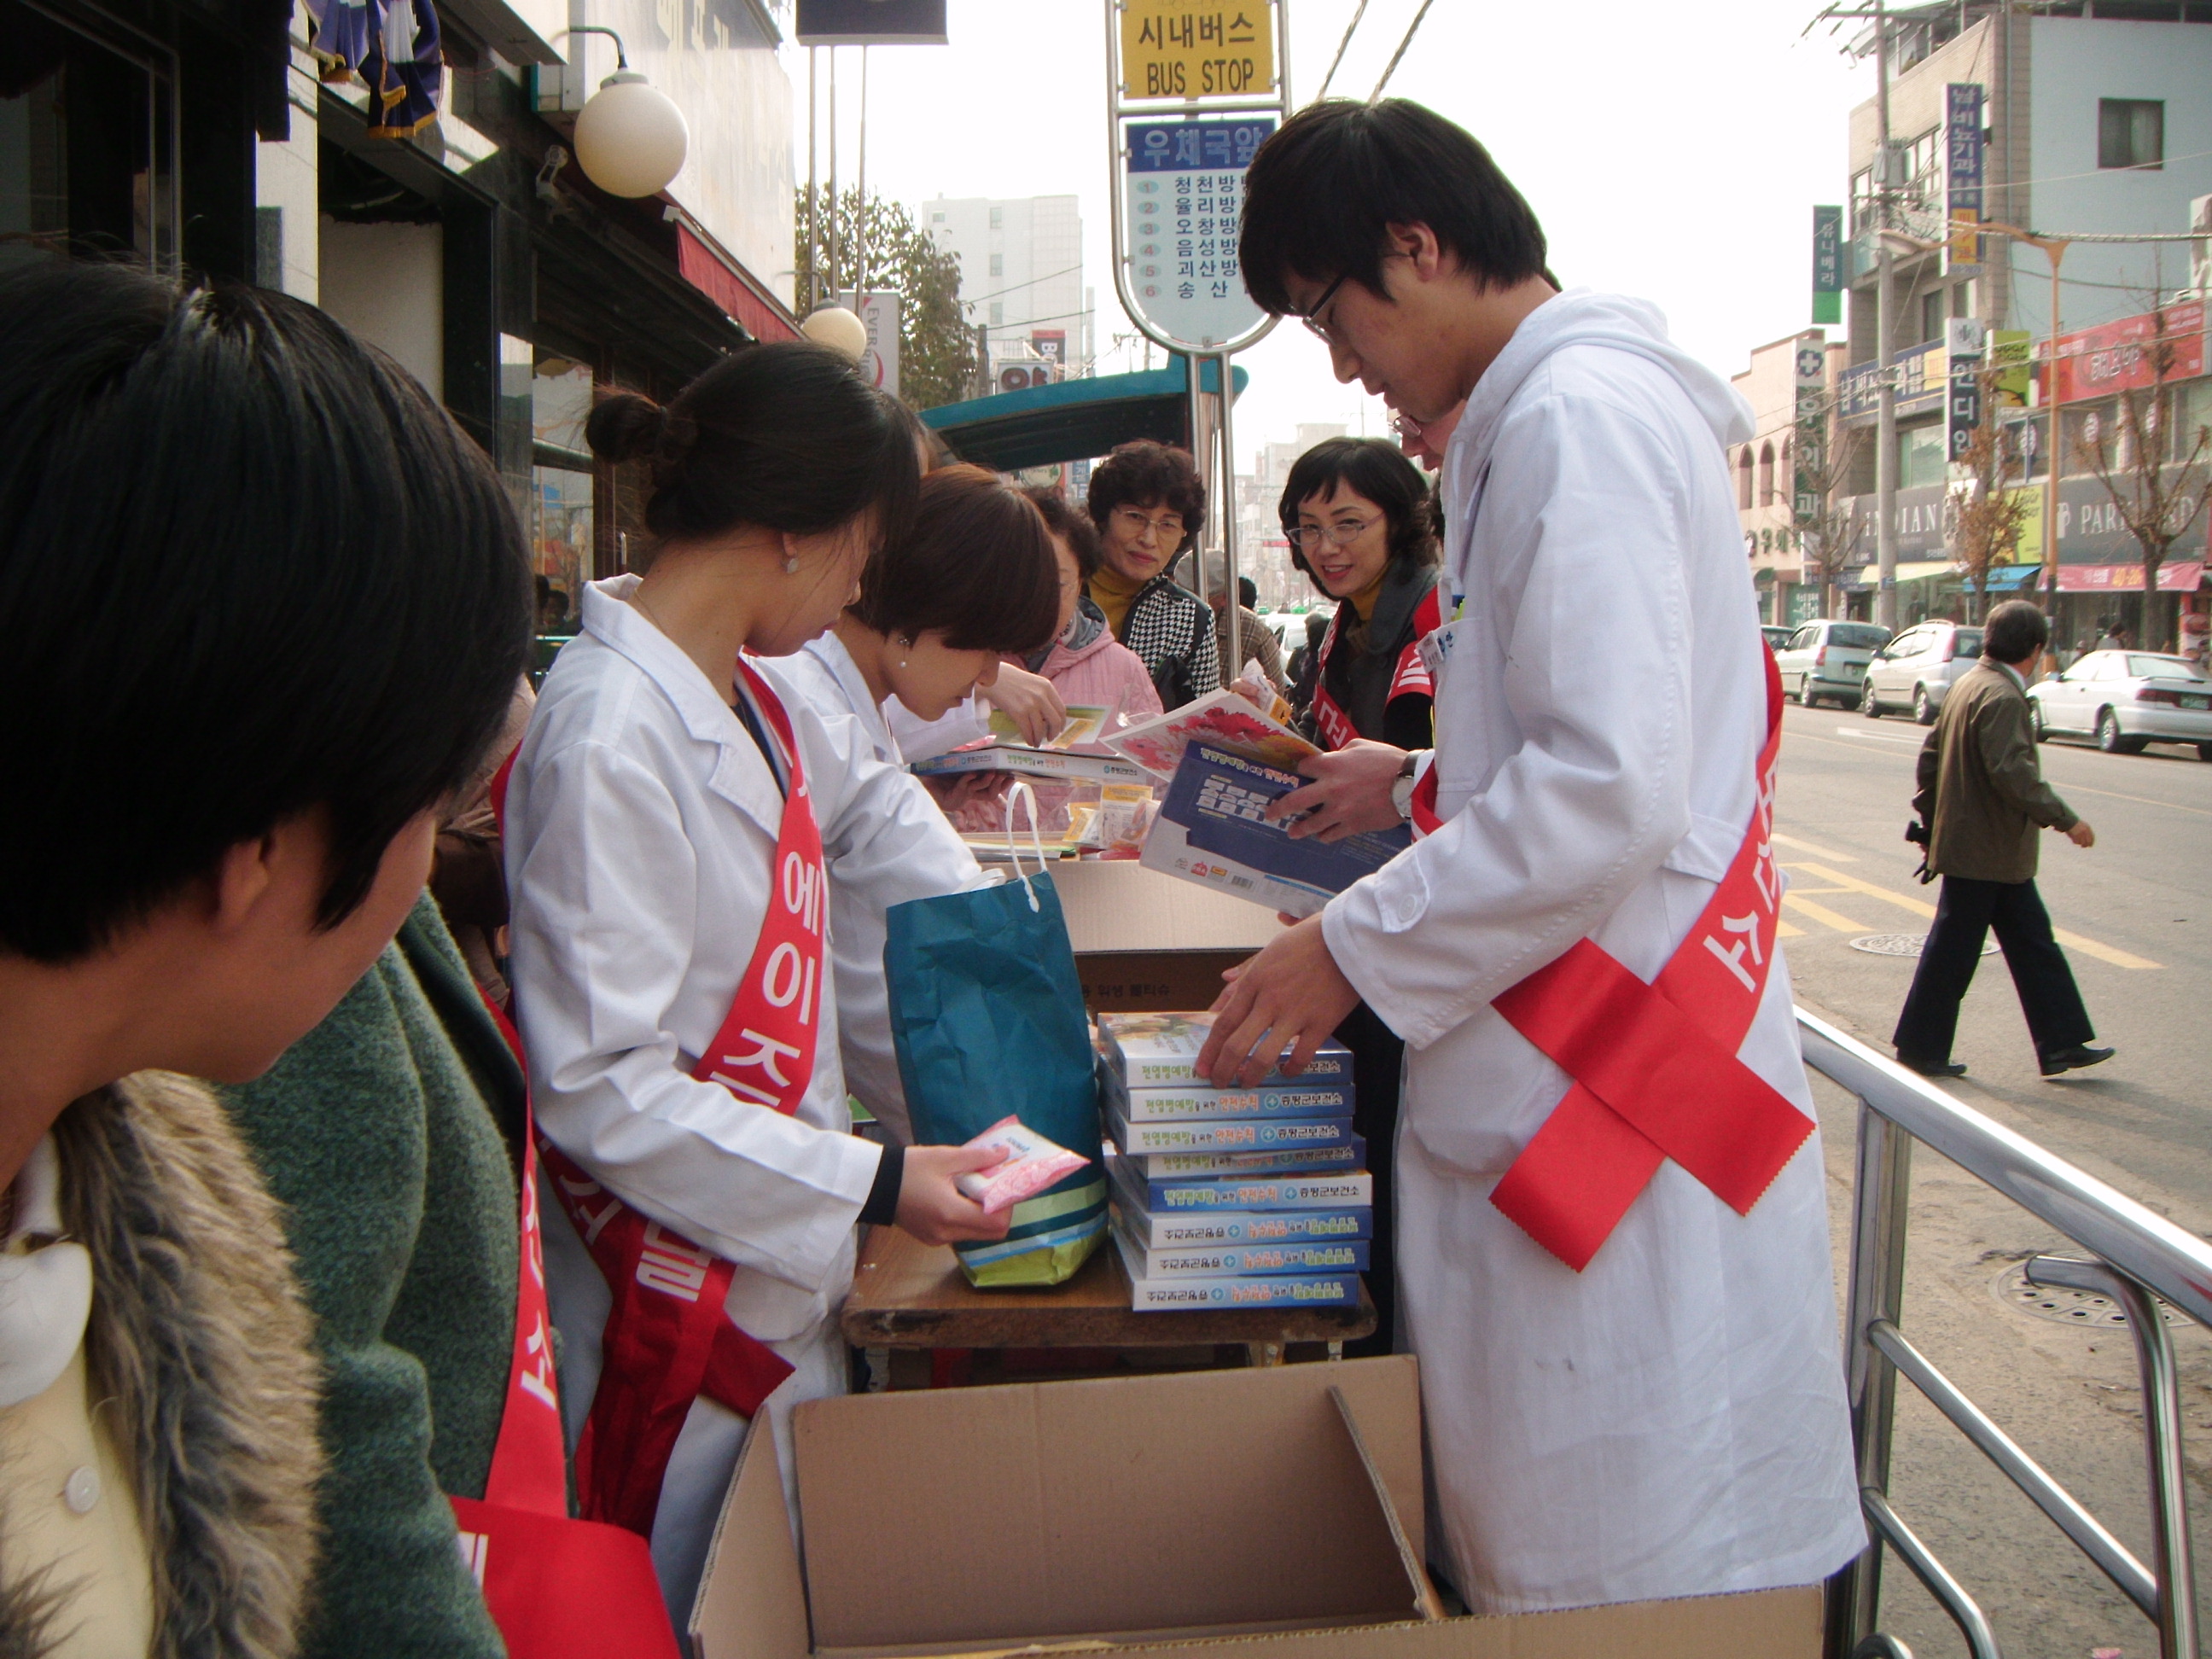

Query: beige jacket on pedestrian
left=1914, top=659, right=2079, bottom=884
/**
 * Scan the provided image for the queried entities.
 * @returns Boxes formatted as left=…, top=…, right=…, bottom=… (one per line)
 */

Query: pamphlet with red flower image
left=1105, top=688, right=1318, bottom=778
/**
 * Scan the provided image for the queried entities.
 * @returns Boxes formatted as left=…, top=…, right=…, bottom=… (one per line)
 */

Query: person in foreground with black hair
left=1196, top=98, right=1862, bottom=1613
left=504, top=341, right=1012, bottom=1623
left=1085, top=439, right=1220, bottom=708
left=783, top=464, right=1062, bottom=1144
left=0, top=261, right=529, bottom=1656
left=1894, top=601, right=2110, bottom=1080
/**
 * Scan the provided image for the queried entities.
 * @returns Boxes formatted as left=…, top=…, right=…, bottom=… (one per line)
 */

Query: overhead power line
left=960, top=260, right=1088, bottom=310
left=1370, top=0, right=1435, bottom=102
left=1314, top=0, right=1369, bottom=101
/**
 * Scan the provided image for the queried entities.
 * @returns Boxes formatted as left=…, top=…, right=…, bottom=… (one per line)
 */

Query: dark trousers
left=1336, top=1002, right=1402, bottom=1359
left=1894, top=876, right=2096, bottom=1067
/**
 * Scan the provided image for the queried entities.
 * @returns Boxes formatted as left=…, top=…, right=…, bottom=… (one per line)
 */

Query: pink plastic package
left=954, top=1115, right=1091, bottom=1214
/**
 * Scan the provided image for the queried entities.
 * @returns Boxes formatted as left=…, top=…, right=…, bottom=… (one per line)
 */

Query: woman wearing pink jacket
left=1013, top=487, right=1163, bottom=724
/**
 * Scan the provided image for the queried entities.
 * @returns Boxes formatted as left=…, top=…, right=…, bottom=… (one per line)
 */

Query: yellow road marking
left=1784, top=860, right=2161, bottom=970
left=1771, top=832, right=1858, bottom=862
left=1776, top=917, right=1807, bottom=937
left=1782, top=893, right=1877, bottom=932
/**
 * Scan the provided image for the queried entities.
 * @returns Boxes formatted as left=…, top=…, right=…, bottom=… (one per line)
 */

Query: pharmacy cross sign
left=1122, top=118, right=1275, bottom=350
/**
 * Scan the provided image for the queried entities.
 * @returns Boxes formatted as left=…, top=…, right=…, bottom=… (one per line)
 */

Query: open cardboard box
left=689, top=1355, right=1820, bottom=1659
left=1051, top=859, right=1275, bottom=1012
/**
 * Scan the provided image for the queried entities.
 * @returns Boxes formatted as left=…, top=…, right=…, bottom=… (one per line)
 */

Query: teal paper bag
left=883, top=832, right=1105, bottom=1288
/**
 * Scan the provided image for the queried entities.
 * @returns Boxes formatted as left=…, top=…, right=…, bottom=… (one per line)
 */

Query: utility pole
left=854, top=45, right=869, bottom=295
left=826, top=48, right=839, bottom=299
left=1871, top=0, right=1899, bottom=632
left=806, top=47, right=818, bottom=311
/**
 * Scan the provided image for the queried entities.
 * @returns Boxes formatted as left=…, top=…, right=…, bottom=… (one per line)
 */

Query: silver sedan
left=2028, top=650, right=2212, bottom=760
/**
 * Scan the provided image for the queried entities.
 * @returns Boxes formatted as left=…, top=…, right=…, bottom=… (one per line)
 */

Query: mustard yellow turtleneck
left=1088, top=565, right=1145, bottom=639
left=1347, top=568, right=1388, bottom=624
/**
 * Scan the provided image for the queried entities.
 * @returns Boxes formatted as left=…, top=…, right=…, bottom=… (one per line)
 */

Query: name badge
left=1417, top=620, right=1463, bottom=682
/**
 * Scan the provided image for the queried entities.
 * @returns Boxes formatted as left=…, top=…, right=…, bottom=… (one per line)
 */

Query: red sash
left=542, top=658, right=825, bottom=1536
left=448, top=997, right=679, bottom=1659
left=1310, top=585, right=1444, bottom=753
left=1408, top=652, right=1807, bottom=1272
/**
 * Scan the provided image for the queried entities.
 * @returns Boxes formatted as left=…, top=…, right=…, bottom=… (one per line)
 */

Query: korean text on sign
left=1124, top=119, right=1274, bottom=347
left=1121, top=0, right=1274, bottom=101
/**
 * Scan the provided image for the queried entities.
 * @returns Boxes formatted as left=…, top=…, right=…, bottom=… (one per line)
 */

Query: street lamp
left=561, top=26, right=688, bottom=199
left=801, top=306, right=869, bottom=363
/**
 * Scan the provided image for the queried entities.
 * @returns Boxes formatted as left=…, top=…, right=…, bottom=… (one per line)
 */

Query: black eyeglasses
left=1296, top=272, right=1348, bottom=344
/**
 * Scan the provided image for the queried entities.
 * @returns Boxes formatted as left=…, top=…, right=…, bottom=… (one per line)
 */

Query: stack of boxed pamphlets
left=1096, top=1012, right=1370, bottom=1312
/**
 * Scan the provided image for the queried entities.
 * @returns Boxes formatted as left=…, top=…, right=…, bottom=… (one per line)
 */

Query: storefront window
left=1898, top=423, right=1948, bottom=491
left=500, top=333, right=598, bottom=658
left=0, top=0, right=178, bottom=274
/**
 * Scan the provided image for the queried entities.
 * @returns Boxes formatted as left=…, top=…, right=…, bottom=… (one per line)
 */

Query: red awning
left=2055, top=561, right=2204, bottom=593
left=674, top=224, right=799, bottom=344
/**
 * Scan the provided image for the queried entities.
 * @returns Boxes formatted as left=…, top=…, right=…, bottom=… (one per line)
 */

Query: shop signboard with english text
left=836, top=289, right=901, bottom=399
left=1121, top=118, right=1274, bottom=350
left=1119, top=0, right=1274, bottom=100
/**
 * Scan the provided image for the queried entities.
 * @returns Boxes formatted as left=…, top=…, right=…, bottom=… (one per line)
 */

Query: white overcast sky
left=792, top=0, right=1874, bottom=463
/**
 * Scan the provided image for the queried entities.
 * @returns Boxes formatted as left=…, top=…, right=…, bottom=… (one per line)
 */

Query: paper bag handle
left=1000, top=780, right=1046, bottom=911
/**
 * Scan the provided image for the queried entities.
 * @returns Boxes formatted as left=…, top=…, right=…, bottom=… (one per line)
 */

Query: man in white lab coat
left=1202, top=100, right=1865, bottom=1614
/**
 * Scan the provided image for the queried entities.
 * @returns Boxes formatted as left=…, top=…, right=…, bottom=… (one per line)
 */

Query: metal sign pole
left=1103, top=0, right=1292, bottom=686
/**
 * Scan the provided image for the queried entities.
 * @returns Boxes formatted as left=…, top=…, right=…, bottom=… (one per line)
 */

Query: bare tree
left=2070, top=302, right=2212, bottom=651
left=1790, top=389, right=1867, bottom=619
left=1952, top=364, right=2032, bottom=623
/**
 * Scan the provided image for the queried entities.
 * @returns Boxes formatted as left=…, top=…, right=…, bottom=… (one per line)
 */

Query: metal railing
left=1801, top=1010, right=2212, bottom=1659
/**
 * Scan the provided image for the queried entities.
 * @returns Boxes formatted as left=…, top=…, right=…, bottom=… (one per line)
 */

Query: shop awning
left=2055, top=560, right=2204, bottom=593
left=672, top=219, right=800, bottom=344
left=1840, top=560, right=1958, bottom=590
left=920, top=359, right=1249, bottom=474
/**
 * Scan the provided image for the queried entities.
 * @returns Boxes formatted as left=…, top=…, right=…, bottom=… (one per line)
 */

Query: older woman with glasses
left=1085, top=439, right=1219, bottom=710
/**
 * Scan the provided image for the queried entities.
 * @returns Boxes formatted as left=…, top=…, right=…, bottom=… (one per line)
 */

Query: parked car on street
left=1861, top=620, right=1985, bottom=724
left=2026, top=650, right=2212, bottom=759
left=1773, top=620, right=1892, bottom=707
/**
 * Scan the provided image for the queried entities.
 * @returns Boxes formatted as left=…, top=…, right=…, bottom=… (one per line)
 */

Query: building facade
left=1729, top=333, right=1851, bottom=626
left=1231, top=422, right=1348, bottom=613
left=1833, top=1, right=2212, bottom=645
left=3, top=0, right=802, bottom=654
left=925, top=192, right=1091, bottom=387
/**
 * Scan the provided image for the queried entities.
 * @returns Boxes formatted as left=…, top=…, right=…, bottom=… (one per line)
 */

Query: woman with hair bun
left=503, top=342, right=1013, bottom=1621
left=780, top=463, right=1061, bottom=1145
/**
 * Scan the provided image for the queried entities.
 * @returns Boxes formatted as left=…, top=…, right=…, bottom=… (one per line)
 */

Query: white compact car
left=1861, top=620, right=1986, bottom=724
left=1773, top=620, right=1892, bottom=708
left=2027, top=650, right=2212, bottom=760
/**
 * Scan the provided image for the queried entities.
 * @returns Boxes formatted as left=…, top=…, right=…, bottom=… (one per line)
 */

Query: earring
left=783, top=555, right=799, bottom=573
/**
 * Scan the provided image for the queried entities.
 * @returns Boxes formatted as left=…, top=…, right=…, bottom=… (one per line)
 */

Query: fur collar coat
left=3, top=1073, right=323, bottom=1659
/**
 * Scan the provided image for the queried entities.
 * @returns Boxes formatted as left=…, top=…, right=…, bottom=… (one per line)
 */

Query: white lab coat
left=504, top=577, right=970, bottom=1621
left=1321, top=292, right=1863, bottom=1614
left=782, top=632, right=986, bottom=1144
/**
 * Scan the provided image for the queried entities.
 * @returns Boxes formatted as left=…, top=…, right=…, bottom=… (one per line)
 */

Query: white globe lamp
left=802, top=306, right=869, bottom=364
left=560, top=28, right=687, bottom=199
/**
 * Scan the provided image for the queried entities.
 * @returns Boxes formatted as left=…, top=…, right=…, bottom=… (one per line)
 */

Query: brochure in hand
left=1105, top=688, right=1317, bottom=778
left=986, top=703, right=1113, bottom=749
left=1140, top=744, right=1412, bottom=918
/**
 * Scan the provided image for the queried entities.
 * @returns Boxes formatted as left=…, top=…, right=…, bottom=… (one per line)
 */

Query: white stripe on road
left=1831, top=724, right=1924, bottom=746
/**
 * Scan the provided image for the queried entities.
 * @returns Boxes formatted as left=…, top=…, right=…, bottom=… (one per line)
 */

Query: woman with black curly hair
left=1086, top=439, right=1220, bottom=709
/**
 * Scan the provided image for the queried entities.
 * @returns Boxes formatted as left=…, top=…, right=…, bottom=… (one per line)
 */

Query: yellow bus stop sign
left=1121, top=0, right=1276, bottom=101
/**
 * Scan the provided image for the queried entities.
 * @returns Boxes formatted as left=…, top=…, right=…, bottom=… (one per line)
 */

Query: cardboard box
left=1051, top=860, right=1274, bottom=1013
left=688, top=1355, right=1822, bottom=1659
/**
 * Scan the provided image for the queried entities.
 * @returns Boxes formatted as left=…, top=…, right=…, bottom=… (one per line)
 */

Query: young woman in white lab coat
left=502, top=342, right=1014, bottom=1623
left=780, top=464, right=1062, bottom=1144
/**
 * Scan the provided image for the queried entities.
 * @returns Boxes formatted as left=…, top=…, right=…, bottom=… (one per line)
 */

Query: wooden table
left=841, top=1225, right=1377, bottom=1389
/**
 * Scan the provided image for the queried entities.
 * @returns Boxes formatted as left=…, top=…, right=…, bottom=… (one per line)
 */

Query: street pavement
left=1774, top=695, right=2212, bottom=1658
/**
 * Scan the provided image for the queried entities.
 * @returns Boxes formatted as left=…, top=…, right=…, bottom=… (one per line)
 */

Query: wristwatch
left=1389, top=752, right=1422, bottom=822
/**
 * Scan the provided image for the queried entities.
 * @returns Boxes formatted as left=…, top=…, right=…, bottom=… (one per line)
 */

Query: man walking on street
left=1895, top=600, right=2112, bottom=1080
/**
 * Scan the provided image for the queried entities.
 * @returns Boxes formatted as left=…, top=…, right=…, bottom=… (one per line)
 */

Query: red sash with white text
left=1408, top=651, right=1806, bottom=1272
left=1310, top=585, right=1444, bottom=752
left=447, top=998, right=679, bottom=1659
left=542, top=658, right=825, bottom=1537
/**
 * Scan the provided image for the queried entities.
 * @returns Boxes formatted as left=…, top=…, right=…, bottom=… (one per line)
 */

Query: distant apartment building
left=925, top=195, right=1093, bottom=390
left=1832, top=0, right=2212, bottom=644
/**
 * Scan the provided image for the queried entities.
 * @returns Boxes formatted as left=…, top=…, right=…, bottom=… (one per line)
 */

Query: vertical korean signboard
left=1791, top=337, right=1827, bottom=527
left=1812, top=206, right=1842, bottom=327
left=1946, top=82, right=1984, bottom=272
left=1946, top=317, right=1986, bottom=464
left=1125, top=119, right=1275, bottom=348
